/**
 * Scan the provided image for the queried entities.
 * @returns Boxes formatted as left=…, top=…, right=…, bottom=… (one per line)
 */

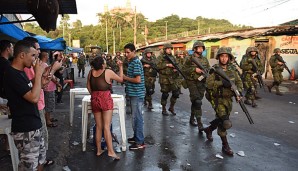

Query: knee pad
left=146, top=88, right=155, bottom=96
left=222, top=120, right=232, bottom=129
left=192, top=99, right=202, bottom=109
left=172, top=89, right=180, bottom=98
left=162, top=93, right=169, bottom=100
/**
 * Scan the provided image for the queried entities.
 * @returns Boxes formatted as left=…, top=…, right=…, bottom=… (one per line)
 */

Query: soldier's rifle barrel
left=276, top=56, right=291, bottom=75
left=211, top=67, right=254, bottom=124
left=164, top=55, right=187, bottom=80
left=191, top=57, right=209, bottom=78
left=251, top=59, right=265, bottom=91
left=141, top=58, right=159, bottom=73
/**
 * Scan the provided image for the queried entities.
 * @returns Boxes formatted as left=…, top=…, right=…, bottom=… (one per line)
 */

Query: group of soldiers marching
left=137, top=41, right=288, bottom=156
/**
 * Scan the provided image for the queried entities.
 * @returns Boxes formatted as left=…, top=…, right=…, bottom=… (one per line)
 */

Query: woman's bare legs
left=102, top=110, right=120, bottom=160
left=93, top=111, right=104, bottom=156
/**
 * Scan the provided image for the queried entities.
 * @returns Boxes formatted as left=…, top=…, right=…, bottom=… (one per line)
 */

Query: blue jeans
left=128, top=96, right=144, bottom=144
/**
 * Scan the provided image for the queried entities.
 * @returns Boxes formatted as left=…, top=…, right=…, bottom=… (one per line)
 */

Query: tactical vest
left=184, top=54, right=210, bottom=81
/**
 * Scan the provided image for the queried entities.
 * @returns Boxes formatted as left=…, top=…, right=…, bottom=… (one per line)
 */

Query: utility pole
left=165, top=21, right=168, bottom=40
left=197, top=20, right=200, bottom=35
left=113, top=30, right=115, bottom=55
left=106, top=19, right=108, bottom=53
left=134, top=6, right=137, bottom=45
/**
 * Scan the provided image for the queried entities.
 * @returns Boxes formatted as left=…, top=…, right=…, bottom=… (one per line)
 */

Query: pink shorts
left=91, top=91, right=113, bottom=112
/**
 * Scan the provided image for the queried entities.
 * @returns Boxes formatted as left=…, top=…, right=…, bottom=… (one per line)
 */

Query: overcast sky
left=23, top=0, right=297, bottom=27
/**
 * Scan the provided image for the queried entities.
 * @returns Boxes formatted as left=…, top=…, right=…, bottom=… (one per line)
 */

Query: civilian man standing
left=4, top=40, right=46, bottom=170
left=123, top=43, right=146, bottom=150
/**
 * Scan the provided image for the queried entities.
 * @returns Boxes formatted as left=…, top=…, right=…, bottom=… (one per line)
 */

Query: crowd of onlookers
left=0, top=38, right=69, bottom=170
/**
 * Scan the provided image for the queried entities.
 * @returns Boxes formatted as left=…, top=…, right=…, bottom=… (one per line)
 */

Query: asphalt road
left=1, top=64, right=298, bottom=171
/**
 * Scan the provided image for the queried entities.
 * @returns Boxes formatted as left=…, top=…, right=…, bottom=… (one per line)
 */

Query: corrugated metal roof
left=0, top=0, right=77, bottom=14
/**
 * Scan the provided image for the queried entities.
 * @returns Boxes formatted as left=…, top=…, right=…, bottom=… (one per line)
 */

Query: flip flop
left=50, top=118, right=58, bottom=122
left=44, top=159, right=55, bottom=167
left=108, top=155, right=120, bottom=161
left=47, top=123, right=58, bottom=127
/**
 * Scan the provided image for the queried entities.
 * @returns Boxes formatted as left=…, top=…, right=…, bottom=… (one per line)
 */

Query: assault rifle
left=211, top=67, right=254, bottom=124
left=141, top=58, right=159, bottom=73
left=164, top=55, right=187, bottom=80
left=251, top=59, right=265, bottom=91
left=190, top=57, right=209, bottom=78
left=276, top=55, right=291, bottom=75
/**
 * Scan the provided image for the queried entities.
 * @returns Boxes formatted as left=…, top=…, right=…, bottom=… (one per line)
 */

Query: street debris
left=170, top=125, right=174, bottom=129
left=288, top=121, right=295, bottom=124
left=187, top=163, right=191, bottom=166
left=63, top=166, right=71, bottom=171
left=274, top=143, right=281, bottom=146
left=72, top=141, right=79, bottom=146
left=237, top=151, right=245, bottom=157
left=234, top=112, right=239, bottom=114
left=216, top=154, right=224, bottom=159
left=229, top=133, right=236, bottom=138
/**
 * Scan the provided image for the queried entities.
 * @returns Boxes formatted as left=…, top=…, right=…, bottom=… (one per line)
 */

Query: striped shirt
left=125, top=57, right=145, bottom=98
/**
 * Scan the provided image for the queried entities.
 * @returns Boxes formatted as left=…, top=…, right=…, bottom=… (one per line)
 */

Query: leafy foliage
left=24, top=13, right=252, bottom=53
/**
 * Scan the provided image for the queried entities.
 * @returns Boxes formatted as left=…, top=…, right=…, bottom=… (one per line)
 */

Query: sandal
left=108, top=154, right=120, bottom=161
left=47, top=123, right=58, bottom=127
left=44, top=159, right=55, bottom=167
left=50, top=118, right=58, bottom=122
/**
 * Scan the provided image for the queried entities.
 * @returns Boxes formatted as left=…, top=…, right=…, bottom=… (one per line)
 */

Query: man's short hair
left=0, top=40, right=12, bottom=53
left=39, top=51, right=49, bottom=60
left=23, top=37, right=38, bottom=44
left=13, top=40, right=35, bottom=58
left=124, top=43, right=136, bottom=52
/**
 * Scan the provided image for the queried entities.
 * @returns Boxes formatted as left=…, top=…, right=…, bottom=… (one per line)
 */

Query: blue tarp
left=0, top=16, right=66, bottom=50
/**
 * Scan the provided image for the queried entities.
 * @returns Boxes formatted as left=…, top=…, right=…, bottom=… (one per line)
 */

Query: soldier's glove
left=222, top=79, right=232, bottom=88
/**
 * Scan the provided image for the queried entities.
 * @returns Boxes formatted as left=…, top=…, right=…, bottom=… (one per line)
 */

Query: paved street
left=1, top=65, right=298, bottom=171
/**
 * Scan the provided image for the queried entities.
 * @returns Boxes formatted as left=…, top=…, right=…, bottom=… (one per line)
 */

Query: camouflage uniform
left=175, top=50, right=186, bottom=94
left=113, top=52, right=125, bottom=73
left=267, top=48, right=285, bottom=95
left=204, top=47, right=243, bottom=156
left=77, top=54, right=86, bottom=78
left=106, top=54, right=117, bottom=72
left=12, top=129, right=46, bottom=170
left=142, top=48, right=158, bottom=109
left=182, top=41, right=210, bottom=131
left=156, top=43, right=180, bottom=115
left=240, top=47, right=264, bottom=107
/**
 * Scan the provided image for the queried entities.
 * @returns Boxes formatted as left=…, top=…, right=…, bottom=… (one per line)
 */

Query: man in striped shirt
left=123, top=43, right=146, bottom=150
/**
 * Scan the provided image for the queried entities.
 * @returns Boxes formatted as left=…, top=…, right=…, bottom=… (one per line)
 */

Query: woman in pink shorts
left=87, top=56, right=123, bottom=160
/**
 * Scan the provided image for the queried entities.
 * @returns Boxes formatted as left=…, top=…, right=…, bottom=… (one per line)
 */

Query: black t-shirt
left=4, top=66, right=41, bottom=132
left=0, top=56, right=10, bottom=98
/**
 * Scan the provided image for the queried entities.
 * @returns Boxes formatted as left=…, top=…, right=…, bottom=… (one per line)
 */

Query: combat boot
left=255, top=95, right=262, bottom=100
left=189, top=113, right=198, bottom=126
left=148, top=100, right=153, bottom=109
left=267, top=84, right=273, bottom=93
left=144, top=100, right=147, bottom=106
left=275, top=87, right=283, bottom=96
left=168, top=103, right=176, bottom=115
left=251, top=100, right=257, bottom=108
left=203, top=124, right=217, bottom=141
left=221, top=136, right=234, bottom=156
left=82, top=75, right=85, bottom=78
left=244, top=99, right=251, bottom=105
left=197, top=117, right=204, bottom=134
left=162, top=105, right=169, bottom=116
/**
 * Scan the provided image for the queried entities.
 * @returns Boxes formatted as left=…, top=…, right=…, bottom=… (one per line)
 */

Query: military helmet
left=144, top=48, right=153, bottom=54
left=246, top=46, right=258, bottom=54
left=163, top=43, right=173, bottom=49
left=192, top=41, right=205, bottom=51
left=216, top=46, right=234, bottom=60
left=273, top=48, right=281, bottom=53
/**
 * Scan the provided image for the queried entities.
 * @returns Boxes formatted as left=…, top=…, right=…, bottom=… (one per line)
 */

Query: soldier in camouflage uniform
left=106, top=54, right=117, bottom=72
left=203, top=47, right=243, bottom=156
left=267, top=48, right=285, bottom=96
left=175, top=50, right=186, bottom=94
left=77, top=53, right=86, bottom=78
left=240, top=47, right=264, bottom=107
left=156, top=43, right=181, bottom=115
left=142, top=48, right=158, bottom=109
left=182, top=41, right=210, bottom=131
